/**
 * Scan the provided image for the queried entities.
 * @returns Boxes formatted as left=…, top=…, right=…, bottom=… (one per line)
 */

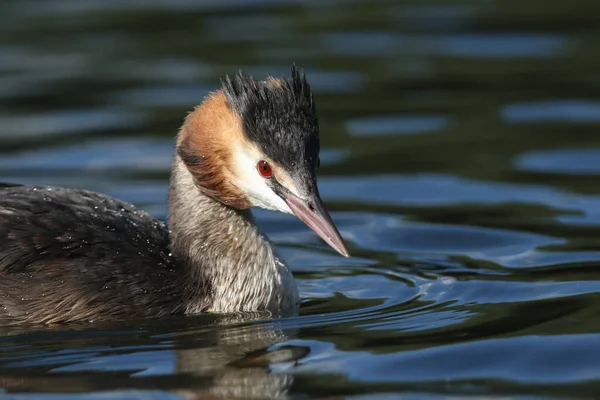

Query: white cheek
left=232, top=149, right=293, bottom=214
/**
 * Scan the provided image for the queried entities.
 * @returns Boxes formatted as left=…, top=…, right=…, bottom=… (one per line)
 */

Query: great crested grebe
left=0, top=66, right=348, bottom=325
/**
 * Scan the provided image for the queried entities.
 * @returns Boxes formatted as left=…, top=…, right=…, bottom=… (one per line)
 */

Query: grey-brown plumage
left=0, top=66, right=348, bottom=325
left=0, top=184, right=183, bottom=324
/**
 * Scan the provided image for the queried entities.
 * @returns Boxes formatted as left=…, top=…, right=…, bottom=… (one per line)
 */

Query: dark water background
left=1, top=0, right=600, bottom=399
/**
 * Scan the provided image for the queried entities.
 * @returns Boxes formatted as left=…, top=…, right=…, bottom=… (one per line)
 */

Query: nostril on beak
left=308, top=202, right=315, bottom=212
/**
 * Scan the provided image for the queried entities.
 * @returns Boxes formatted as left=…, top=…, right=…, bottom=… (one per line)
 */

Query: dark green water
left=1, top=0, right=600, bottom=398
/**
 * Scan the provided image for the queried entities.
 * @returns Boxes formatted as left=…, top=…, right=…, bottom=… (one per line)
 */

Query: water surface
left=1, top=0, right=600, bottom=399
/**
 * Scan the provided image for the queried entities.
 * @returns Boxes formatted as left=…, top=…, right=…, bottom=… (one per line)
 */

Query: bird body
left=0, top=66, right=347, bottom=325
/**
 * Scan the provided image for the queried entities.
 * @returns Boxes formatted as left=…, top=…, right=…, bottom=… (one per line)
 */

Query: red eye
left=257, top=160, right=272, bottom=178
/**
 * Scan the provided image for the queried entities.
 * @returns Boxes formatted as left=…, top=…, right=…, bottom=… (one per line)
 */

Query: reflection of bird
left=0, top=66, right=349, bottom=325
left=175, top=316, right=310, bottom=400
left=0, top=314, right=310, bottom=399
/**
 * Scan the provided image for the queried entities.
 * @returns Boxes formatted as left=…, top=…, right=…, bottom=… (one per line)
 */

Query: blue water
left=1, top=0, right=600, bottom=399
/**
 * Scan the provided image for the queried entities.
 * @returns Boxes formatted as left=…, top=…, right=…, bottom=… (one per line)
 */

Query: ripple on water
left=0, top=47, right=88, bottom=74
left=501, top=99, right=600, bottom=123
left=319, top=148, right=347, bottom=165
left=106, top=59, right=214, bottom=82
left=323, top=32, right=567, bottom=58
left=319, top=174, right=558, bottom=206
left=297, top=334, right=600, bottom=384
left=346, top=115, right=448, bottom=136
left=515, top=148, right=600, bottom=175
left=395, top=5, right=475, bottom=31
left=0, top=109, right=145, bottom=138
left=0, top=138, right=172, bottom=171
left=50, top=350, right=175, bottom=376
left=335, top=212, right=562, bottom=264
left=0, top=47, right=91, bottom=101
left=111, top=84, right=213, bottom=108
left=319, top=173, right=600, bottom=225
left=8, top=0, right=298, bottom=16
left=205, top=15, right=290, bottom=43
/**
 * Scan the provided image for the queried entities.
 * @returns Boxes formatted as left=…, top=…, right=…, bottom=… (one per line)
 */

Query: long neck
left=167, top=154, right=298, bottom=316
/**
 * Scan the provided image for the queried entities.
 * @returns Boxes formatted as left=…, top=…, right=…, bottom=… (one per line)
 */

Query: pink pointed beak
left=283, top=191, right=349, bottom=257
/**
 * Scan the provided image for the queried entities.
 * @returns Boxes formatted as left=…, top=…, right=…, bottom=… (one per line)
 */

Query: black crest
left=221, top=65, right=320, bottom=172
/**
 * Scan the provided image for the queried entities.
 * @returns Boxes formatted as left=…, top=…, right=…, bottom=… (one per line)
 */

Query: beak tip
left=334, top=243, right=350, bottom=258
left=283, top=192, right=351, bottom=258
